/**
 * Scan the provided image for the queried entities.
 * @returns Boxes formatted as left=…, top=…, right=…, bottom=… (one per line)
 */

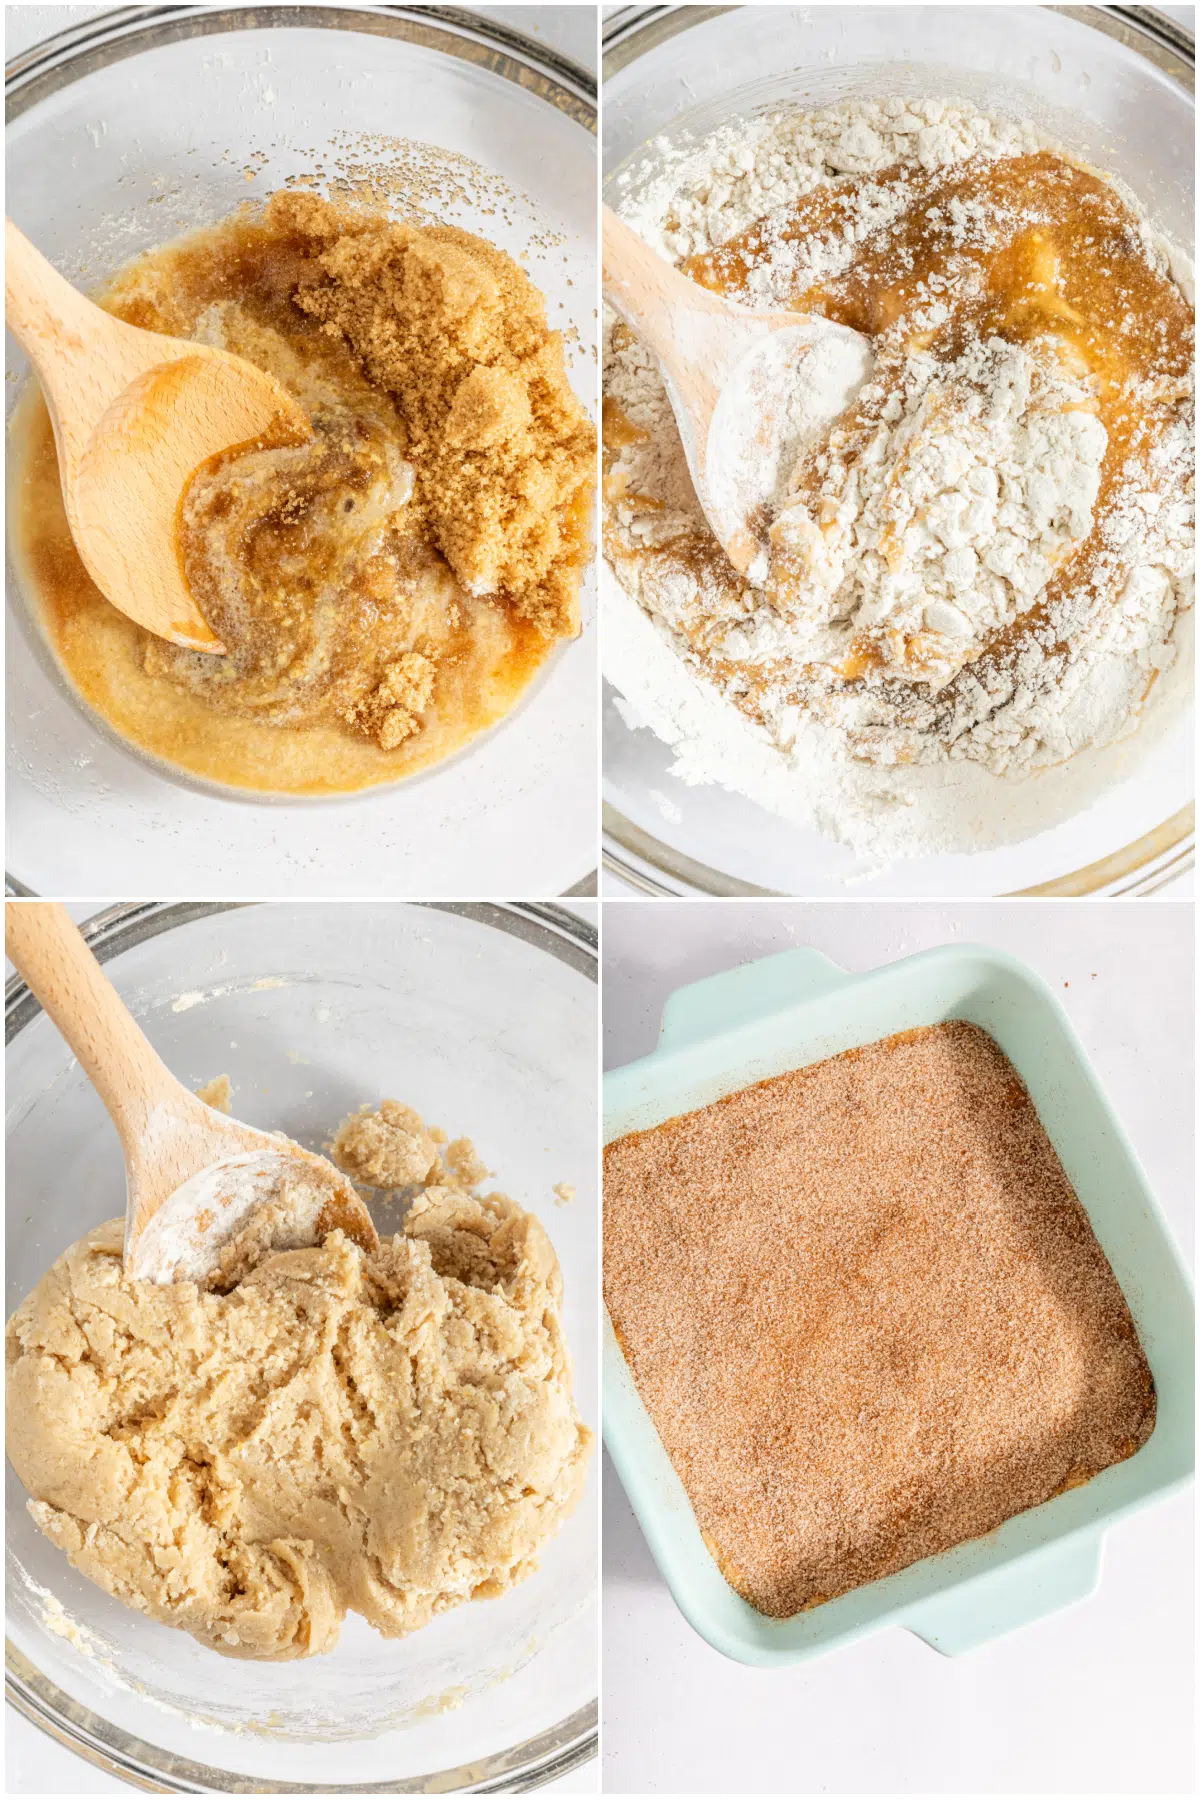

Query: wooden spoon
left=603, top=205, right=873, bottom=583
left=4, top=219, right=311, bottom=653
left=5, top=901, right=378, bottom=1285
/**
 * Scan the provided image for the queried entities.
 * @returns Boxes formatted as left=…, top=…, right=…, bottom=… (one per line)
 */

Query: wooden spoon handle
left=5, top=901, right=183, bottom=1154
left=602, top=205, right=731, bottom=371
left=5, top=219, right=162, bottom=478
left=4, top=219, right=106, bottom=356
left=603, top=204, right=753, bottom=471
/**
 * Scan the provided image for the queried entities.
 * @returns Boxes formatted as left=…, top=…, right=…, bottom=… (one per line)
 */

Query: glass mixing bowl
left=6, top=901, right=598, bottom=1791
left=5, top=5, right=598, bottom=900
left=601, top=4, right=1195, bottom=897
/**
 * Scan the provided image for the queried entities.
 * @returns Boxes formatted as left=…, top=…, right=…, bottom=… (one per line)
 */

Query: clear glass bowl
left=5, top=5, right=598, bottom=900
left=6, top=901, right=598, bottom=1791
left=601, top=3, right=1195, bottom=897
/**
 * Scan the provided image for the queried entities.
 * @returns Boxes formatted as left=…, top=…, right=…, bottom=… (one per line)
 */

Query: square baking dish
left=603, top=943, right=1194, bottom=1666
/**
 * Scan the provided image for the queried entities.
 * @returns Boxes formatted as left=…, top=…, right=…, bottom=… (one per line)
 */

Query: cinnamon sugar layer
left=603, top=1021, right=1154, bottom=1618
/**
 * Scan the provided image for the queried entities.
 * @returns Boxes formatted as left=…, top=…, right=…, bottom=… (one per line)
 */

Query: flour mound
left=764, top=336, right=1107, bottom=687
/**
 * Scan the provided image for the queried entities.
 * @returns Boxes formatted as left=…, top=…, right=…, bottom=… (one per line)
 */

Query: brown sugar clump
left=270, top=190, right=595, bottom=637
left=604, top=1021, right=1156, bottom=1619
left=349, top=652, right=436, bottom=751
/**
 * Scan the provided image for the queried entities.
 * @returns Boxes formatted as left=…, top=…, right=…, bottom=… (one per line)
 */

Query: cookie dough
left=332, top=1098, right=440, bottom=1189
left=6, top=1128, right=590, bottom=1660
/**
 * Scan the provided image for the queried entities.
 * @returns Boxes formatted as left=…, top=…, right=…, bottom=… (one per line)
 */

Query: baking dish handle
left=902, top=1532, right=1104, bottom=1656
left=658, top=946, right=849, bottom=1051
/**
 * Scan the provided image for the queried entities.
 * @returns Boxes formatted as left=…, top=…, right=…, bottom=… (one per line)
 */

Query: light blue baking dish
left=603, top=944, right=1194, bottom=1666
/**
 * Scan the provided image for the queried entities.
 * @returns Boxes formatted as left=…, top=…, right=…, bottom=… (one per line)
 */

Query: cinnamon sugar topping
left=603, top=1021, right=1155, bottom=1618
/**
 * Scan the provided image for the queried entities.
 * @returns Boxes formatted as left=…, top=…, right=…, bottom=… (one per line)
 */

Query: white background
left=602, top=899, right=1195, bottom=1793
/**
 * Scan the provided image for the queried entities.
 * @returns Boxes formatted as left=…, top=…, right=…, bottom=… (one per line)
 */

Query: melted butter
left=684, top=153, right=1191, bottom=389
left=675, top=150, right=1192, bottom=686
left=602, top=396, right=650, bottom=450
left=8, top=211, right=557, bottom=797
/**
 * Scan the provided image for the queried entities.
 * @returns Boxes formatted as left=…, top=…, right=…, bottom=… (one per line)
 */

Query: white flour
left=763, top=334, right=1109, bottom=687
left=603, top=98, right=1195, bottom=861
left=706, top=317, right=873, bottom=584
left=615, top=99, right=1046, bottom=270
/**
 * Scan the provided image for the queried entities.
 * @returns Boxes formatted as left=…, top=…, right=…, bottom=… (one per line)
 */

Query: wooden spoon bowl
left=602, top=205, right=872, bottom=583
left=4, top=901, right=377, bottom=1285
left=5, top=218, right=311, bottom=652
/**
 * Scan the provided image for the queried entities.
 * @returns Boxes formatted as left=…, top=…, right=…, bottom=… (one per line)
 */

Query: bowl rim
left=5, top=896, right=598, bottom=1791
left=6, top=2, right=597, bottom=120
left=599, top=1, right=1196, bottom=898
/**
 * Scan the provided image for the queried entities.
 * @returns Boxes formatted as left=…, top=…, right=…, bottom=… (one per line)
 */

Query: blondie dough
left=7, top=1103, right=590, bottom=1659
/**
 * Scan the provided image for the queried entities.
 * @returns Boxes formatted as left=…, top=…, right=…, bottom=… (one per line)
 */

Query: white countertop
left=602, top=899, right=1194, bottom=1794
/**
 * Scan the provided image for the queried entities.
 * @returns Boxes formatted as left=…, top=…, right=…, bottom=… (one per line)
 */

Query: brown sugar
left=276, top=190, right=596, bottom=635
left=603, top=1021, right=1155, bottom=1619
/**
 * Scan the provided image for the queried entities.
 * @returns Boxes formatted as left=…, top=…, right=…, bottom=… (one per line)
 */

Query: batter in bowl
left=6, top=1099, right=591, bottom=1660
left=10, top=192, right=596, bottom=795
left=603, top=99, right=1194, bottom=859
